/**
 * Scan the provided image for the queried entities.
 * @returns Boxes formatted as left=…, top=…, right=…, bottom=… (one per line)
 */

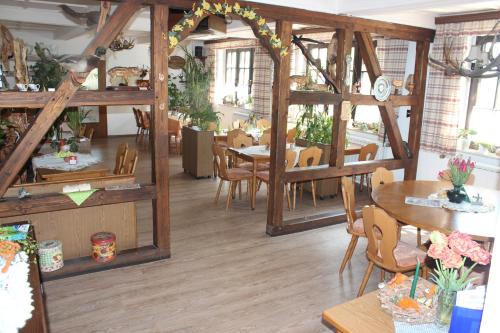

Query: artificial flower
left=172, top=24, right=183, bottom=32
left=234, top=2, right=241, bottom=12
left=214, top=3, right=223, bottom=13
left=257, top=17, right=266, bottom=26
left=448, top=231, right=476, bottom=255
left=428, top=243, right=447, bottom=260
left=169, top=35, right=178, bottom=48
left=464, top=246, right=492, bottom=265
left=259, top=28, right=269, bottom=36
left=280, top=48, right=289, bottom=57
left=201, top=0, right=211, bottom=10
left=245, top=10, right=256, bottom=20
left=440, top=247, right=463, bottom=269
left=270, top=34, right=278, bottom=43
left=429, top=230, right=448, bottom=246
left=224, top=4, right=232, bottom=14
left=184, top=18, right=195, bottom=27
left=194, top=7, right=205, bottom=17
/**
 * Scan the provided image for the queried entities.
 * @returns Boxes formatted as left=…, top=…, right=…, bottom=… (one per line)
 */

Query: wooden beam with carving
left=0, top=1, right=142, bottom=197
left=355, top=31, right=407, bottom=160
left=266, top=20, right=292, bottom=233
left=151, top=4, right=171, bottom=254
left=405, top=40, right=430, bottom=180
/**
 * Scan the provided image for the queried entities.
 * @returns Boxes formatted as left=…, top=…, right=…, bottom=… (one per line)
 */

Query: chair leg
left=357, top=261, right=375, bottom=297
left=380, top=269, right=385, bottom=282
left=311, top=180, right=317, bottom=207
left=339, top=235, right=359, bottom=274
left=417, top=228, right=422, bottom=247
left=238, top=181, right=242, bottom=200
left=225, top=181, right=234, bottom=211
left=292, top=183, right=297, bottom=210
left=299, top=183, right=303, bottom=202
left=215, top=179, right=223, bottom=204
left=359, top=174, right=364, bottom=192
left=285, top=184, right=291, bottom=211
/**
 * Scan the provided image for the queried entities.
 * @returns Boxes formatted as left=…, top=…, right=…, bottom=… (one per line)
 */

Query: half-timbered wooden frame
left=0, top=0, right=434, bottom=276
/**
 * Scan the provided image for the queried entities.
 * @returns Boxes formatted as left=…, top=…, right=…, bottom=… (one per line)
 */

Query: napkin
left=64, top=189, right=98, bottom=206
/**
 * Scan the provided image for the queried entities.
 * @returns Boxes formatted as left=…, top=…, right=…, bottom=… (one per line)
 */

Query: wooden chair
left=132, top=108, right=143, bottom=142
left=233, top=133, right=268, bottom=172
left=168, top=117, right=182, bottom=155
left=213, top=144, right=253, bottom=210
left=256, top=149, right=297, bottom=210
left=286, top=128, right=297, bottom=143
left=227, top=128, right=246, bottom=148
left=113, top=143, right=128, bottom=175
left=356, top=143, right=378, bottom=192
left=258, top=133, right=271, bottom=146
left=122, top=149, right=138, bottom=175
left=138, top=110, right=150, bottom=142
left=263, top=128, right=271, bottom=136
left=232, top=133, right=253, bottom=148
left=256, top=118, right=271, bottom=129
left=84, top=127, right=94, bottom=141
left=357, top=205, right=427, bottom=297
left=339, top=176, right=367, bottom=274
left=293, top=146, right=322, bottom=209
left=370, top=167, right=394, bottom=191
left=78, top=124, right=87, bottom=138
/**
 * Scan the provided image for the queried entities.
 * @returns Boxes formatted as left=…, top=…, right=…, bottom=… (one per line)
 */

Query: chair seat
left=256, top=170, right=269, bottom=183
left=238, top=162, right=269, bottom=171
left=352, top=218, right=365, bottom=235
left=393, top=241, right=427, bottom=267
left=225, top=168, right=253, bottom=181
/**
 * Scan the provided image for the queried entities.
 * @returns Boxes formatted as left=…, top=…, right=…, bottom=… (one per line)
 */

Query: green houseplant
left=457, top=128, right=477, bottom=151
left=31, top=43, right=66, bottom=91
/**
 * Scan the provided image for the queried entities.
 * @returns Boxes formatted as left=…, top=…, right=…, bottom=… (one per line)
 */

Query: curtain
left=420, top=19, right=499, bottom=155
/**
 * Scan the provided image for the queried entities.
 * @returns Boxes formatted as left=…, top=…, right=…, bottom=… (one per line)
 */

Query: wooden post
left=330, top=28, right=353, bottom=167
left=0, top=1, right=141, bottom=197
left=151, top=4, right=171, bottom=254
left=266, top=20, right=292, bottom=235
left=405, top=40, right=430, bottom=180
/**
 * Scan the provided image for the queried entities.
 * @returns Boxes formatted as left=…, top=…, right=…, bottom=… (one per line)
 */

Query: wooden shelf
left=289, top=90, right=418, bottom=106
left=0, top=185, right=156, bottom=218
left=0, top=90, right=155, bottom=108
left=41, top=245, right=169, bottom=281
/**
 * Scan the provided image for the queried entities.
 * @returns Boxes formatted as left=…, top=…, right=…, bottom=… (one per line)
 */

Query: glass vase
left=436, top=289, right=457, bottom=327
left=446, top=185, right=466, bottom=204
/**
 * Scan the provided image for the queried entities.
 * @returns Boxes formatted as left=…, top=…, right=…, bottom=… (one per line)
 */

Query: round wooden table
left=372, top=180, right=499, bottom=241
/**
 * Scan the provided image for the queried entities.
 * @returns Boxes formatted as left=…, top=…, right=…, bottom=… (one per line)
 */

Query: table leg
left=252, top=160, right=257, bottom=210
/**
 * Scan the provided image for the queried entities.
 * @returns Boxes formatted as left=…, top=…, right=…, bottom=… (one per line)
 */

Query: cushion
left=238, top=162, right=269, bottom=171
left=393, top=241, right=427, bottom=267
left=352, top=218, right=365, bottom=235
left=226, top=168, right=253, bottom=181
left=256, top=171, right=269, bottom=183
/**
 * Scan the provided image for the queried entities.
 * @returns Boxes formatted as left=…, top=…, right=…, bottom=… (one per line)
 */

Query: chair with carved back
left=132, top=108, right=143, bottom=142
left=138, top=110, right=150, bottom=142
left=168, top=117, right=182, bottom=155
left=212, top=144, right=253, bottom=210
left=258, top=133, right=271, bottom=146
left=122, top=148, right=138, bottom=175
left=356, top=143, right=379, bottom=192
left=233, top=134, right=268, bottom=172
left=357, top=205, right=427, bottom=296
left=78, top=124, right=87, bottom=138
left=113, top=143, right=129, bottom=175
left=256, top=118, right=271, bottom=130
left=292, top=146, right=322, bottom=209
left=256, top=149, right=297, bottom=210
left=84, top=127, right=95, bottom=141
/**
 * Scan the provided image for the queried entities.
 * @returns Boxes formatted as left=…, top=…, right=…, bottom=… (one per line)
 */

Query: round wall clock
left=373, top=75, right=392, bottom=101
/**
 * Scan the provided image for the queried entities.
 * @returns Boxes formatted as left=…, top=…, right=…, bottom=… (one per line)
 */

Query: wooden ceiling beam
left=435, top=10, right=500, bottom=25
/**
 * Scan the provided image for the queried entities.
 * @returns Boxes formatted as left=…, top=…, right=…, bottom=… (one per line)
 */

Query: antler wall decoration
left=429, top=20, right=500, bottom=78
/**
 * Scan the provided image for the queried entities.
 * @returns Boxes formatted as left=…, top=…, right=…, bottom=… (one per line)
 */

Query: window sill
left=456, top=148, right=500, bottom=173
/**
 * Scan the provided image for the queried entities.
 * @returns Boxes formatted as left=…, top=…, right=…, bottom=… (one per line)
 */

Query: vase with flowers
left=438, top=156, right=475, bottom=204
left=427, top=231, right=491, bottom=326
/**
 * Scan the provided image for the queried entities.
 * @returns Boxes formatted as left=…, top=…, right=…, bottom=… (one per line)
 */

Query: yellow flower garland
left=167, top=1, right=288, bottom=56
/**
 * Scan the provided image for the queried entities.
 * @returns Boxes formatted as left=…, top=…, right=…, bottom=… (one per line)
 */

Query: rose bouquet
left=427, top=230, right=491, bottom=325
left=438, top=156, right=475, bottom=203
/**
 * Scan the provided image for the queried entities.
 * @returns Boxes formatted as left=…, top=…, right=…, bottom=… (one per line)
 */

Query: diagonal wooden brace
left=0, top=1, right=142, bottom=197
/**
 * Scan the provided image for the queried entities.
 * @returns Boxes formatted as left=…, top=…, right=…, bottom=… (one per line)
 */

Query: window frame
left=224, top=48, right=254, bottom=106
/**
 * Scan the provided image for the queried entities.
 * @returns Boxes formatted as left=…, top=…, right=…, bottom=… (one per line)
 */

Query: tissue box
left=449, top=287, right=485, bottom=333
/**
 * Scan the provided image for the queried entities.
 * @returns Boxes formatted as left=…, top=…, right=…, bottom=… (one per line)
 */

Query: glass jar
left=436, top=289, right=457, bottom=326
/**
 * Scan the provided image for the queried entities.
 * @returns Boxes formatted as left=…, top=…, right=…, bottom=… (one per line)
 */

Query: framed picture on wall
left=80, top=106, right=99, bottom=123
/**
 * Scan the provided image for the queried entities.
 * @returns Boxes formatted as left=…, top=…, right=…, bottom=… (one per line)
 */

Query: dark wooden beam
left=267, top=20, right=292, bottom=230
left=151, top=4, right=171, bottom=254
left=288, top=91, right=417, bottom=106
left=355, top=31, right=407, bottom=160
left=0, top=90, right=155, bottom=108
left=405, top=40, right=430, bottom=180
left=152, top=0, right=435, bottom=42
left=41, top=245, right=169, bottom=281
left=284, top=159, right=409, bottom=183
left=0, top=1, right=142, bottom=197
left=267, top=210, right=348, bottom=236
left=0, top=185, right=156, bottom=218
left=435, top=11, right=500, bottom=25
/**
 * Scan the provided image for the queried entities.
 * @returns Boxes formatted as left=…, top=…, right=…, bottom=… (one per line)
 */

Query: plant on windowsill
left=457, top=128, right=477, bottom=151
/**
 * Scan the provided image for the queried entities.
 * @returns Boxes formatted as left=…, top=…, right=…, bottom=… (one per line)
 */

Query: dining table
left=372, top=180, right=499, bottom=241
left=32, top=152, right=106, bottom=182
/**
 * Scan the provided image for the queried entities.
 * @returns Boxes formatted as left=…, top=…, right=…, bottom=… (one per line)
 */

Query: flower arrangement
left=427, top=230, right=491, bottom=326
left=438, top=156, right=475, bottom=187
left=167, top=1, right=288, bottom=56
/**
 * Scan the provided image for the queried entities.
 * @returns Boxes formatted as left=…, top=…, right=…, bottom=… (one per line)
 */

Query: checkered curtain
left=421, top=19, right=499, bottom=155
left=376, top=38, right=409, bottom=140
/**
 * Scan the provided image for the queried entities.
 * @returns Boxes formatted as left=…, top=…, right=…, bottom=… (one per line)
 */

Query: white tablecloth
left=33, top=153, right=100, bottom=172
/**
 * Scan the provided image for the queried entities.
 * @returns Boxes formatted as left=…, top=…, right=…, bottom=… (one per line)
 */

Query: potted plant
left=438, top=156, right=475, bottom=204
left=65, top=108, right=90, bottom=138
left=457, top=128, right=477, bottom=151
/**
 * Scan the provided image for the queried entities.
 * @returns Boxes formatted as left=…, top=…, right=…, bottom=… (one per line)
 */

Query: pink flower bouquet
left=428, top=231, right=491, bottom=292
left=438, top=156, right=475, bottom=187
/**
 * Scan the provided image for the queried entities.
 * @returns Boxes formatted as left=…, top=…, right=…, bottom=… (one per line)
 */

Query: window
left=463, top=37, right=500, bottom=146
left=224, top=48, right=254, bottom=108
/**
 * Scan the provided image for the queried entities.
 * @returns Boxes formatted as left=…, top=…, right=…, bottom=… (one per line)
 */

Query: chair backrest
left=341, top=177, right=357, bottom=232
left=233, top=133, right=253, bottom=148
left=256, top=118, right=271, bottom=129
left=286, top=128, right=297, bottom=143
left=371, top=167, right=394, bottom=191
left=168, top=117, right=181, bottom=134
left=362, top=205, right=400, bottom=269
left=114, top=143, right=129, bottom=175
left=140, top=111, right=150, bottom=129
left=259, top=133, right=271, bottom=146
left=232, top=120, right=241, bottom=129
left=85, top=127, right=95, bottom=141
left=227, top=128, right=246, bottom=147
left=213, top=144, right=229, bottom=179
left=285, top=149, right=297, bottom=170
left=122, top=149, right=138, bottom=175
left=358, top=143, right=378, bottom=161
left=298, top=146, right=322, bottom=168
left=78, top=124, right=87, bottom=138
left=132, top=108, right=142, bottom=128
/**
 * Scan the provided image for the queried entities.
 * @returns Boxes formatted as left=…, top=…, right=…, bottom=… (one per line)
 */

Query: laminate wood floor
left=43, top=136, right=417, bottom=332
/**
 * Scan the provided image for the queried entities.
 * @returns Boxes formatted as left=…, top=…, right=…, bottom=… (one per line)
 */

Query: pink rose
left=428, top=244, right=447, bottom=260
left=429, top=231, right=448, bottom=246
left=464, top=246, right=492, bottom=265
left=441, top=248, right=464, bottom=269
left=448, top=232, right=477, bottom=255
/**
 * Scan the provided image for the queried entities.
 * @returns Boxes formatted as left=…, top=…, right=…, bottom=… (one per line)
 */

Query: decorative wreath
left=167, top=0, right=289, bottom=56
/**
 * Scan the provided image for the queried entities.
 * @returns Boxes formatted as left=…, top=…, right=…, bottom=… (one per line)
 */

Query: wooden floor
left=43, top=136, right=417, bottom=332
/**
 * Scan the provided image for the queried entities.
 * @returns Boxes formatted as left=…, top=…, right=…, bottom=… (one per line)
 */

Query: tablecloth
left=33, top=153, right=100, bottom=172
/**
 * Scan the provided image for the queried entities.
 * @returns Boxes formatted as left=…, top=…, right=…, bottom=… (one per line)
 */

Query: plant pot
left=459, top=138, right=471, bottom=151
left=436, top=289, right=457, bottom=327
left=446, top=185, right=466, bottom=204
